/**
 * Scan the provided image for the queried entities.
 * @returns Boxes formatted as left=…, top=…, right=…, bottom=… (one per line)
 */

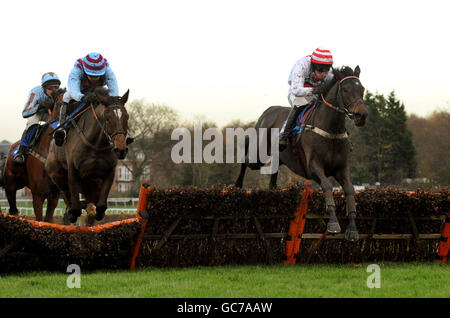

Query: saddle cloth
left=12, top=102, right=87, bottom=156
left=51, top=101, right=87, bottom=130
left=278, top=103, right=314, bottom=136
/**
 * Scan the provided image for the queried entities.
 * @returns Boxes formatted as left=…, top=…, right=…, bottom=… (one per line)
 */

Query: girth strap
left=303, top=125, right=348, bottom=139
left=28, top=149, right=47, bottom=164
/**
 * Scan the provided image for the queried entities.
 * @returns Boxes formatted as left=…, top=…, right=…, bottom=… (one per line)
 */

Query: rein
left=71, top=102, right=125, bottom=152
left=299, top=75, right=360, bottom=140
left=320, top=75, right=360, bottom=119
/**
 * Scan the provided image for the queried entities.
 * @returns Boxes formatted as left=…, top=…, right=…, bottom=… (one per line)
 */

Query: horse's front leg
left=95, top=170, right=115, bottom=221
left=310, top=161, right=341, bottom=233
left=44, top=186, right=60, bottom=223
left=335, top=167, right=359, bottom=241
left=67, top=165, right=82, bottom=223
left=31, top=194, right=44, bottom=221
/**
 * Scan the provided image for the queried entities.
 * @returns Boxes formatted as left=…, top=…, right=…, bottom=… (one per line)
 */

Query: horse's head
left=95, top=88, right=130, bottom=160
left=330, top=66, right=368, bottom=127
left=50, top=88, right=66, bottom=122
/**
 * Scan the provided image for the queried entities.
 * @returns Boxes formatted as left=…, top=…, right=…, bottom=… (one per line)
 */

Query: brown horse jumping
left=235, top=66, right=368, bottom=241
left=46, top=88, right=130, bottom=224
left=1, top=89, right=65, bottom=222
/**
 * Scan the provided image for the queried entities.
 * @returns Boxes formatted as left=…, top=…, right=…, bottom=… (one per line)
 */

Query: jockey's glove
left=81, top=92, right=97, bottom=104
left=312, top=87, right=325, bottom=95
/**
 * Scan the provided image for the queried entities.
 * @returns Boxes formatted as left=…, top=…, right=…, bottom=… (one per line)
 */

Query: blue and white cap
left=41, top=72, right=61, bottom=87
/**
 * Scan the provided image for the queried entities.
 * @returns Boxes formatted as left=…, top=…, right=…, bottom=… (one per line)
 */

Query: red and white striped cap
left=311, top=48, right=333, bottom=65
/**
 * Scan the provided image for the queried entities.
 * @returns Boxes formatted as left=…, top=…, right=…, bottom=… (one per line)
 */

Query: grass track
left=0, top=263, right=448, bottom=298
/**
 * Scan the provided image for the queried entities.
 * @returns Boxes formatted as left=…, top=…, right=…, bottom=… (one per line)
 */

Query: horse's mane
left=335, top=65, right=355, bottom=77
left=323, top=65, right=356, bottom=93
left=94, top=87, right=121, bottom=106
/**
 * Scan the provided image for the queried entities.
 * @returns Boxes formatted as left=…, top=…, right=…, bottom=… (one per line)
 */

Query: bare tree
left=124, top=99, right=180, bottom=194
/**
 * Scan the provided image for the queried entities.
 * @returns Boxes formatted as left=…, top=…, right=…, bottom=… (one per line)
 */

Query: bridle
left=300, top=75, right=362, bottom=140
left=90, top=103, right=127, bottom=144
left=70, top=102, right=127, bottom=151
left=320, top=75, right=362, bottom=120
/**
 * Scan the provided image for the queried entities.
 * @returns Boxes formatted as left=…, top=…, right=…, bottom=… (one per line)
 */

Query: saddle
left=11, top=122, right=50, bottom=158
left=51, top=101, right=88, bottom=131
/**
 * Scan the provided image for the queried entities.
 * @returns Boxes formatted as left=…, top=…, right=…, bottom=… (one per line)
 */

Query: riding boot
left=13, top=145, right=27, bottom=165
left=279, top=105, right=303, bottom=151
left=54, top=102, right=68, bottom=147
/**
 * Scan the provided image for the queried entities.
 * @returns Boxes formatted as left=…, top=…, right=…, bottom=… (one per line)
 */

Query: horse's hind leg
left=335, top=168, right=359, bottom=241
left=235, top=163, right=247, bottom=188
left=269, top=171, right=278, bottom=189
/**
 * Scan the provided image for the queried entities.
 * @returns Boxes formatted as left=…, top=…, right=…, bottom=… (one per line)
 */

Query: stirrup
left=54, top=129, right=66, bottom=147
left=279, top=132, right=291, bottom=151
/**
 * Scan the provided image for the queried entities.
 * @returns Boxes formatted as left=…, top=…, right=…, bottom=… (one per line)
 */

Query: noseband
left=321, top=75, right=361, bottom=119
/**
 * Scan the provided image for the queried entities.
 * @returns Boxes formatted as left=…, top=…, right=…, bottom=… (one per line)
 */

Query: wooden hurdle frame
left=128, top=182, right=449, bottom=266
left=2, top=182, right=447, bottom=268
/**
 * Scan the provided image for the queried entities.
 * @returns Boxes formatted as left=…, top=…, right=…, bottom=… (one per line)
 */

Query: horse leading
left=235, top=66, right=368, bottom=241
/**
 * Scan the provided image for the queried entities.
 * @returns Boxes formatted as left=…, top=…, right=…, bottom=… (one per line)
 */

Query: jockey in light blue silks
left=279, top=48, right=334, bottom=151
left=53, top=52, right=119, bottom=146
left=13, top=73, right=61, bottom=165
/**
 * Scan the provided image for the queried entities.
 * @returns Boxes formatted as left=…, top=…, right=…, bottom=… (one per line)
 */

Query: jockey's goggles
left=316, top=65, right=331, bottom=73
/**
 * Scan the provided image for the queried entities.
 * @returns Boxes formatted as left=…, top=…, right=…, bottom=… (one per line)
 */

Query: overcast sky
left=0, top=0, right=449, bottom=142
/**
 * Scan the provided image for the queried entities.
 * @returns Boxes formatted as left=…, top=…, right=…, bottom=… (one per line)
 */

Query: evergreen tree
left=349, top=91, right=416, bottom=184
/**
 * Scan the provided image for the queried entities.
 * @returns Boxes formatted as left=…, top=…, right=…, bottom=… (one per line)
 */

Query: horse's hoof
left=327, top=221, right=341, bottom=234
left=80, top=200, right=87, bottom=210
left=69, top=214, right=78, bottom=223
left=95, top=211, right=105, bottom=221
left=62, top=213, right=71, bottom=225
left=68, top=210, right=81, bottom=223
left=345, top=229, right=359, bottom=242
left=86, top=214, right=96, bottom=226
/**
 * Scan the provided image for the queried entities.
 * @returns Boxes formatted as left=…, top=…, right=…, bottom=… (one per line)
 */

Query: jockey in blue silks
left=53, top=52, right=119, bottom=146
left=13, top=72, right=61, bottom=165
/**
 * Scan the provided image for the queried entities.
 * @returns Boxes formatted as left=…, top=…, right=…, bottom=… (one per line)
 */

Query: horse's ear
left=354, top=65, right=361, bottom=78
left=121, top=90, right=129, bottom=104
left=332, top=67, right=343, bottom=80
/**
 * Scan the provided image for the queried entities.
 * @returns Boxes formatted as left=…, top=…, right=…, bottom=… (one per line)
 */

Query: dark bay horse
left=1, top=89, right=65, bottom=222
left=46, top=88, right=130, bottom=224
left=235, top=66, right=368, bottom=241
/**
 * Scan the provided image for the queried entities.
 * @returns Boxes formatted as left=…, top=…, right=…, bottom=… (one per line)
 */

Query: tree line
left=120, top=92, right=448, bottom=195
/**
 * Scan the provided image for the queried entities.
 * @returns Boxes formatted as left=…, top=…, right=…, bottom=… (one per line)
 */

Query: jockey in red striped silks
left=14, top=73, right=61, bottom=165
left=279, top=48, right=334, bottom=151
left=54, top=52, right=119, bottom=147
